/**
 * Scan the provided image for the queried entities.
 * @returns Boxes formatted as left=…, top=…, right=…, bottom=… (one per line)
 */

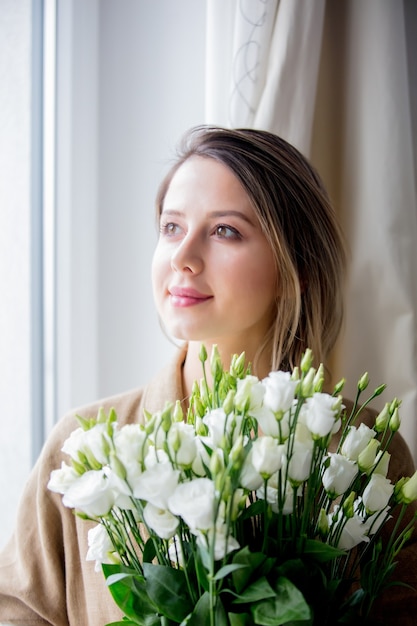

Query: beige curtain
left=205, top=0, right=417, bottom=461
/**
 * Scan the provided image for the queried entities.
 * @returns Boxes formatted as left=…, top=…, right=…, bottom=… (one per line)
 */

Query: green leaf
left=143, top=562, right=193, bottom=622
left=213, top=562, right=249, bottom=581
left=227, top=614, right=252, bottom=626
left=143, top=537, right=157, bottom=563
left=252, top=576, right=311, bottom=626
left=232, top=576, right=276, bottom=604
left=195, top=549, right=210, bottom=591
left=296, top=538, right=346, bottom=563
left=102, top=564, right=160, bottom=625
left=182, top=592, right=228, bottom=626
left=231, top=547, right=273, bottom=593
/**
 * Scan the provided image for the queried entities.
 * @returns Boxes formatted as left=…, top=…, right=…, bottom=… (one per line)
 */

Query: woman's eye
left=160, top=222, right=181, bottom=236
left=214, top=224, right=241, bottom=240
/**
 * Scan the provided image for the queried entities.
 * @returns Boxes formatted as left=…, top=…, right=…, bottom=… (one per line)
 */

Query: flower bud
left=161, top=405, right=173, bottom=433
left=231, top=351, right=246, bottom=378
left=389, top=397, right=401, bottom=413
left=318, top=508, right=329, bottom=538
left=358, top=438, right=380, bottom=473
left=389, top=407, right=401, bottom=432
left=110, top=451, right=127, bottom=480
left=374, top=403, right=390, bottom=433
left=291, top=366, right=300, bottom=381
left=342, top=491, right=356, bottom=518
left=374, top=384, right=387, bottom=397
left=301, top=369, right=315, bottom=397
left=397, top=470, right=417, bottom=504
left=199, top=344, right=207, bottom=363
left=210, top=345, right=222, bottom=382
left=374, top=450, right=390, bottom=477
left=173, top=400, right=184, bottom=423
left=222, top=390, right=235, bottom=415
left=333, top=378, right=346, bottom=395
left=313, top=364, right=325, bottom=392
left=357, top=372, right=369, bottom=392
left=210, top=450, right=223, bottom=477
left=300, top=349, right=313, bottom=373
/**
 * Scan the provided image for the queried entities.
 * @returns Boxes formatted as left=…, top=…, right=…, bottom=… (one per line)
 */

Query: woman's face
left=152, top=156, right=278, bottom=351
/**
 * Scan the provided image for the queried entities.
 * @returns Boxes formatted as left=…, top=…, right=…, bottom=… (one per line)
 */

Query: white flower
left=284, top=439, right=313, bottom=484
left=86, top=523, right=116, bottom=572
left=302, top=393, right=340, bottom=438
left=341, top=423, right=376, bottom=461
left=203, top=408, right=243, bottom=447
left=234, top=375, right=264, bottom=412
left=133, top=463, right=180, bottom=509
left=257, top=477, right=297, bottom=515
left=168, top=536, right=186, bottom=567
left=239, top=447, right=263, bottom=491
left=62, top=468, right=116, bottom=517
left=167, top=422, right=197, bottom=467
left=362, top=474, right=393, bottom=513
left=251, top=437, right=285, bottom=477
left=322, top=453, right=358, bottom=497
left=143, top=502, right=179, bottom=539
left=262, top=371, right=297, bottom=413
left=47, top=461, right=79, bottom=495
left=336, top=515, right=369, bottom=550
left=62, top=423, right=110, bottom=466
left=195, top=524, right=240, bottom=560
left=113, top=424, right=148, bottom=488
left=251, top=405, right=290, bottom=440
left=168, top=478, right=215, bottom=532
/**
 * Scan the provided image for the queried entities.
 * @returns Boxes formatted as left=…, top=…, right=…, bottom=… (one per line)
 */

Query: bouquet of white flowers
left=48, top=347, right=417, bottom=625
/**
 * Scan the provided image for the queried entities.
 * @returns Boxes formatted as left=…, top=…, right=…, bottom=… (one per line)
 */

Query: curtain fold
left=205, top=0, right=417, bottom=460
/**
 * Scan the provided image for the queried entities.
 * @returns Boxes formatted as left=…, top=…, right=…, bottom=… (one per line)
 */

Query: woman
left=0, top=126, right=416, bottom=625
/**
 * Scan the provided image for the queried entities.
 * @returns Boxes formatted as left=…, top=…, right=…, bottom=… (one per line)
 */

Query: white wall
left=55, top=0, right=207, bottom=417
left=0, top=0, right=207, bottom=548
left=0, top=0, right=32, bottom=547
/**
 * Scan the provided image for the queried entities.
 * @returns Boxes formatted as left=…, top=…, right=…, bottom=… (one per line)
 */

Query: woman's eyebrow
left=162, top=208, right=255, bottom=225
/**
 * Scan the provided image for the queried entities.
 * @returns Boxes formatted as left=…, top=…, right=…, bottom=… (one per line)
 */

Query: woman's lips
left=169, top=286, right=213, bottom=307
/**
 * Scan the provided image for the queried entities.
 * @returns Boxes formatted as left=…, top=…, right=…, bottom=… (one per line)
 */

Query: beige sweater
left=0, top=348, right=416, bottom=625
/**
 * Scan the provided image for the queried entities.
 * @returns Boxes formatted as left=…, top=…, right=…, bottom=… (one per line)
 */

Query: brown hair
left=156, top=126, right=346, bottom=372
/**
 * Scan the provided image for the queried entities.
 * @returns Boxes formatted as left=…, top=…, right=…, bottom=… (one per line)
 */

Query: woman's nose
left=170, top=233, right=204, bottom=274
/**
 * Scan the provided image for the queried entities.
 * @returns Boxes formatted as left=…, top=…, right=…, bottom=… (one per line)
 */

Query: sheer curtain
left=205, top=0, right=417, bottom=460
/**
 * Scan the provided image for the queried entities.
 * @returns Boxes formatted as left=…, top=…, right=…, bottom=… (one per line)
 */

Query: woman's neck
left=182, top=340, right=272, bottom=399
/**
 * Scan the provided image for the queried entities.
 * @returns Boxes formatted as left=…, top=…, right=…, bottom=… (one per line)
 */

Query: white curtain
left=205, top=0, right=417, bottom=461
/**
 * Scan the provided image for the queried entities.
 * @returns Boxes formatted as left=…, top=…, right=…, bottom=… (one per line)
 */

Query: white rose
left=86, top=523, right=116, bottom=572
left=234, top=375, right=264, bottom=412
left=62, top=468, right=116, bottom=517
left=362, top=474, right=394, bottom=513
left=48, top=462, right=79, bottom=495
left=322, top=453, right=358, bottom=497
left=195, top=524, right=240, bottom=561
left=341, top=423, right=376, bottom=461
left=133, top=462, right=180, bottom=509
left=143, top=502, right=179, bottom=539
left=262, top=371, right=297, bottom=413
left=167, top=422, right=197, bottom=467
left=302, top=393, right=340, bottom=438
left=168, top=478, right=215, bottom=531
left=251, top=437, right=285, bottom=477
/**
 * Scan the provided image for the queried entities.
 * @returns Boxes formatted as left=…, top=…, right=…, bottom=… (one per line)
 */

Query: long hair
left=156, top=126, right=346, bottom=372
